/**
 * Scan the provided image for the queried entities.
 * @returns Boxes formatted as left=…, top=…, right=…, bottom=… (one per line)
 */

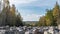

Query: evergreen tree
left=53, top=2, right=60, bottom=24
left=10, top=4, right=16, bottom=26
left=45, top=9, right=57, bottom=26
left=0, top=0, right=24, bottom=26
left=16, top=13, right=23, bottom=26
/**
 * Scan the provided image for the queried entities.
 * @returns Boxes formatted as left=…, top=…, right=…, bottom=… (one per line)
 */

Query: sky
left=9, top=0, right=60, bottom=21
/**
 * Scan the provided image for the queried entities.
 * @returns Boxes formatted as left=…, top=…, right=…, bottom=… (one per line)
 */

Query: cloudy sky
left=9, top=0, right=59, bottom=21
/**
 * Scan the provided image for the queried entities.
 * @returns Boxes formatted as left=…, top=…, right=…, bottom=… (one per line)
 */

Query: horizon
left=9, top=0, right=60, bottom=21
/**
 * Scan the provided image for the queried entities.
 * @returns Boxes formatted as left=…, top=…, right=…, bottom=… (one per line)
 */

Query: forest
left=0, top=0, right=24, bottom=26
left=38, top=2, right=60, bottom=26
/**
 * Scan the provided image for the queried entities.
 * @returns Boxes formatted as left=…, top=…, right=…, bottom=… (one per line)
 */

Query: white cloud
left=14, top=8, right=44, bottom=21
left=9, top=0, right=37, bottom=5
left=22, top=14, right=44, bottom=21
left=58, top=0, right=60, bottom=5
left=9, top=0, right=58, bottom=7
left=18, top=10, right=45, bottom=21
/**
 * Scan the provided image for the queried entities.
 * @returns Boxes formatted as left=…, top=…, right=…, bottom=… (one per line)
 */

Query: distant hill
left=23, top=21, right=38, bottom=24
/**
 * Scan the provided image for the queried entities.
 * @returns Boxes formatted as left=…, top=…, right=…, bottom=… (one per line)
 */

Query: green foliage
left=38, top=16, right=46, bottom=26
left=38, top=2, right=59, bottom=26
left=45, top=9, right=57, bottom=26
left=53, top=2, right=60, bottom=19
left=53, top=2, right=60, bottom=24
left=15, top=13, right=24, bottom=26
left=0, top=0, right=24, bottom=26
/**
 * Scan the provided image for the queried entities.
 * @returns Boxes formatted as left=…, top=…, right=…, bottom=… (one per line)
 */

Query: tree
left=53, top=2, right=60, bottom=24
left=38, top=16, right=46, bottom=26
left=16, top=13, right=23, bottom=26
left=45, top=9, right=57, bottom=26
left=0, top=0, right=24, bottom=26
left=10, top=4, right=16, bottom=26
left=38, top=2, right=59, bottom=26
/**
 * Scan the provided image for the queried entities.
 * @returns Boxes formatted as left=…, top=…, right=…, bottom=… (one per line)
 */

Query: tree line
left=0, top=0, right=24, bottom=26
left=38, top=2, right=60, bottom=26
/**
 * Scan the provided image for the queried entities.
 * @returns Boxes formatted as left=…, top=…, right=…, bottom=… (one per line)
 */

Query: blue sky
left=9, top=0, right=60, bottom=21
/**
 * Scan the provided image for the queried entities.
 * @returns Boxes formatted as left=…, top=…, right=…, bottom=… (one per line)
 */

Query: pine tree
left=53, top=2, right=60, bottom=24
left=16, top=13, right=23, bottom=26
left=45, top=9, right=57, bottom=26
left=0, top=0, right=24, bottom=26
left=10, top=4, right=16, bottom=26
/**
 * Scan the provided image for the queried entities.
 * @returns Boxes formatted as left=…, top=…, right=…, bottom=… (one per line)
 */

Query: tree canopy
left=0, top=0, right=24, bottom=26
left=38, top=2, right=59, bottom=26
